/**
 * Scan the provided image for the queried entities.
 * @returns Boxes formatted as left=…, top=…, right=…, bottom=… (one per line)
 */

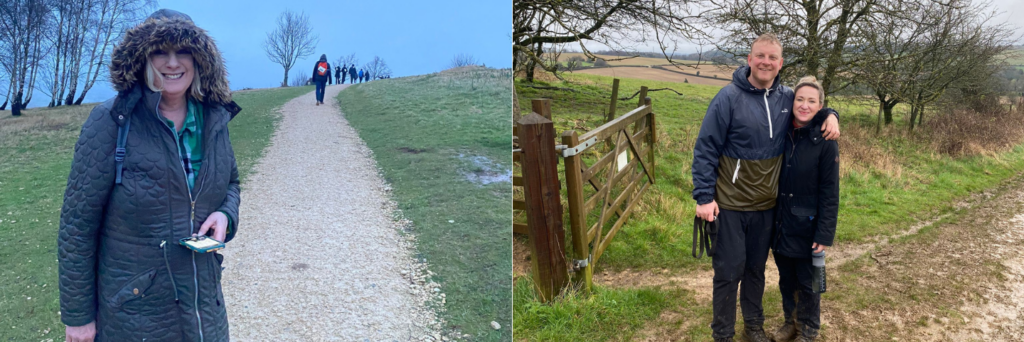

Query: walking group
left=309, top=54, right=389, bottom=106
left=691, top=33, right=841, bottom=342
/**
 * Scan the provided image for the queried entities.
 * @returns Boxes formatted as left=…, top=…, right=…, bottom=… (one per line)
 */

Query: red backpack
left=316, top=62, right=328, bottom=76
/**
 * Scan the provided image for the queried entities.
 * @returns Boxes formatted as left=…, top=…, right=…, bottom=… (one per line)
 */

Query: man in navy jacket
left=691, top=33, right=840, bottom=342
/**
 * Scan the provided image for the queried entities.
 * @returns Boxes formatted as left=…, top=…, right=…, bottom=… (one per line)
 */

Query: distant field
left=558, top=52, right=701, bottom=67
left=573, top=65, right=733, bottom=87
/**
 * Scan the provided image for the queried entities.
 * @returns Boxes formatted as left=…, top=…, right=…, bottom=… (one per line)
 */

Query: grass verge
left=513, top=279, right=682, bottom=341
left=336, top=67, right=512, bottom=341
left=0, top=85, right=312, bottom=341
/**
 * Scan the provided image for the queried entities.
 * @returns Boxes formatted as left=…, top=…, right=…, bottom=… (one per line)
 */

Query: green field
left=512, top=73, right=1024, bottom=340
left=337, top=67, right=512, bottom=341
left=0, top=85, right=313, bottom=341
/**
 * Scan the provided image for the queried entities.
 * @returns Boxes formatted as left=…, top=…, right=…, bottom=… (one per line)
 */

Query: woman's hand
left=811, top=243, right=828, bottom=254
left=197, top=211, right=228, bottom=242
left=65, top=321, right=96, bottom=342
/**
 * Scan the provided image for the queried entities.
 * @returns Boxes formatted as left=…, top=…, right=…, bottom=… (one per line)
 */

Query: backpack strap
left=109, top=85, right=142, bottom=185
left=115, top=116, right=131, bottom=184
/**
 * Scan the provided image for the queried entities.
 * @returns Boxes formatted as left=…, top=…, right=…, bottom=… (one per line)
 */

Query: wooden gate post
left=646, top=97, right=656, bottom=184
left=518, top=111, right=568, bottom=302
left=531, top=98, right=552, bottom=120
left=562, top=130, right=592, bottom=294
left=607, top=78, right=620, bottom=122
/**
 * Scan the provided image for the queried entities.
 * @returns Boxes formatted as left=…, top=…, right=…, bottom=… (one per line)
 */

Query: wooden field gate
left=514, top=82, right=657, bottom=301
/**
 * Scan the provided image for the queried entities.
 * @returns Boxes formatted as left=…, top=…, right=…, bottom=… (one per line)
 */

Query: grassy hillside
left=337, top=67, right=513, bottom=342
left=512, top=72, right=1024, bottom=340
left=0, top=85, right=313, bottom=341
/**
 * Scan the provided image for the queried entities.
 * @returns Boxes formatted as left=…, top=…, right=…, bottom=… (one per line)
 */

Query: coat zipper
left=732, top=159, right=741, bottom=183
left=764, top=88, right=773, bottom=139
left=155, top=96, right=207, bottom=342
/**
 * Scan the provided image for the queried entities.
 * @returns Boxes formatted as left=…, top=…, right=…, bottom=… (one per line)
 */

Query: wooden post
left=636, top=86, right=649, bottom=108
left=518, top=112, right=568, bottom=302
left=607, top=78, right=620, bottom=122
left=532, top=98, right=552, bottom=120
left=562, top=130, right=592, bottom=294
left=645, top=97, right=655, bottom=184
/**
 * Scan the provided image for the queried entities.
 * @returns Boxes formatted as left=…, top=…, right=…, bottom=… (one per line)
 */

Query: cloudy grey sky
left=20, top=0, right=511, bottom=108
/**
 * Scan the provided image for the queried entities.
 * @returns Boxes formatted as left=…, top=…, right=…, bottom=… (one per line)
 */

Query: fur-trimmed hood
left=109, top=9, right=232, bottom=106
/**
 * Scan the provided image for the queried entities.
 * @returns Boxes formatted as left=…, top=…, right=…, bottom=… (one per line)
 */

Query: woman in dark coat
left=59, top=9, right=240, bottom=342
left=770, top=76, right=840, bottom=342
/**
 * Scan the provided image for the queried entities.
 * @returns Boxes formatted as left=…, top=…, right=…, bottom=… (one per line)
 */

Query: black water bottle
left=811, top=250, right=827, bottom=293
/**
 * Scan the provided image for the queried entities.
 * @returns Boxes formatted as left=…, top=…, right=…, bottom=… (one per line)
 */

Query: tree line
left=514, top=0, right=1021, bottom=131
left=0, top=0, right=155, bottom=116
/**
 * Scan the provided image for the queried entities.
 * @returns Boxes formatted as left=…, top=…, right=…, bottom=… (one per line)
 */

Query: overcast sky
left=22, top=0, right=511, bottom=108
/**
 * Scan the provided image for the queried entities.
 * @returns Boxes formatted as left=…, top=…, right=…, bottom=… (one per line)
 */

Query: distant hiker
left=59, top=9, right=241, bottom=342
left=358, top=69, right=364, bottom=83
left=311, top=54, right=332, bottom=105
left=336, top=65, right=345, bottom=84
left=349, top=65, right=357, bottom=84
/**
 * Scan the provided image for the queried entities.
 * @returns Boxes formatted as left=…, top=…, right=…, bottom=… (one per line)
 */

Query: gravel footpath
left=221, top=85, right=443, bottom=341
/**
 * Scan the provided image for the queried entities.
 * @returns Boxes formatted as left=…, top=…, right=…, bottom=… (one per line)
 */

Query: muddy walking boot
left=744, top=326, right=771, bottom=342
left=793, top=327, right=818, bottom=342
left=771, top=322, right=797, bottom=341
left=713, top=338, right=734, bottom=342
left=793, top=334, right=816, bottom=342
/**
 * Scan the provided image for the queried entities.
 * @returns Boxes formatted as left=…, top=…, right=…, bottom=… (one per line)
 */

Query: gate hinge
left=561, top=137, right=598, bottom=157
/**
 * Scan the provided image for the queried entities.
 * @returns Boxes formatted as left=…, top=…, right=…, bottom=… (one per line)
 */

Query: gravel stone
left=221, top=85, right=444, bottom=341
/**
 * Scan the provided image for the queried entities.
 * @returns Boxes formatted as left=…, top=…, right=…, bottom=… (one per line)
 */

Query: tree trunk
left=12, top=91, right=23, bottom=116
left=913, top=105, right=921, bottom=131
left=884, top=104, right=895, bottom=124
left=876, top=99, right=884, bottom=134
left=282, top=68, right=290, bottom=87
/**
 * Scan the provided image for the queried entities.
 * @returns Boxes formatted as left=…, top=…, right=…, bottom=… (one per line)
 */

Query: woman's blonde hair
left=145, top=57, right=204, bottom=99
left=794, top=76, right=824, bottom=103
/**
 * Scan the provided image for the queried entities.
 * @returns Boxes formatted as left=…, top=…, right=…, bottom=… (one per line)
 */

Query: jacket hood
left=733, top=65, right=782, bottom=94
left=319, top=54, right=327, bottom=62
left=109, top=9, right=232, bottom=106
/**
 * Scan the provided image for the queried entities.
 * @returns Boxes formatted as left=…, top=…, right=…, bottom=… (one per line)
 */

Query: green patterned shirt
left=163, top=99, right=232, bottom=233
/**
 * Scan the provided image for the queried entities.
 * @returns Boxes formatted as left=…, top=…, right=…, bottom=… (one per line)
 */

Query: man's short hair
left=751, top=33, right=783, bottom=51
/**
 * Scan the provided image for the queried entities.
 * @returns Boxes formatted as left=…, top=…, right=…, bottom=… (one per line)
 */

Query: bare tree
left=363, top=56, right=391, bottom=80
left=704, top=0, right=879, bottom=101
left=338, top=53, right=357, bottom=69
left=73, top=0, right=154, bottom=105
left=513, top=0, right=708, bottom=81
left=263, top=10, right=318, bottom=87
left=289, top=70, right=309, bottom=87
left=0, top=0, right=50, bottom=116
left=448, top=53, right=477, bottom=69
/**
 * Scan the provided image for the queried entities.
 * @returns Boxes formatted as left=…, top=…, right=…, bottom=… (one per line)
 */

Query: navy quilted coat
left=58, top=9, right=241, bottom=342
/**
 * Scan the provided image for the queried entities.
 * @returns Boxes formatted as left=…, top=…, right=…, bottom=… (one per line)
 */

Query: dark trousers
left=315, top=80, right=326, bottom=103
left=341, top=74, right=346, bottom=84
left=711, top=208, right=774, bottom=339
left=774, top=252, right=821, bottom=336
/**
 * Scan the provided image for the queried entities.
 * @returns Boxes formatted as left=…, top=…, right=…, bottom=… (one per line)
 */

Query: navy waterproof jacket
left=692, top=66, right=794, bottom=209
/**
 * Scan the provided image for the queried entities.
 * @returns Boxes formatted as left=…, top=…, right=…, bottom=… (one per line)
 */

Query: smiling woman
left=58, top=8, right=241, bottom=342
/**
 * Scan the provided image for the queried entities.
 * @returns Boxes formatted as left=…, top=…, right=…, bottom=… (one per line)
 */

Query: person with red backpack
left=311, top=54, right=332, bottom=105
